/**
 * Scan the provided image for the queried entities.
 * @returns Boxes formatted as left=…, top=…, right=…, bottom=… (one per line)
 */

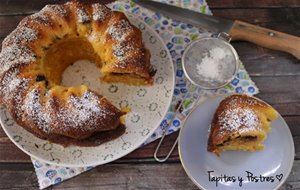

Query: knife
left=133, top=0, right=300, bottom=59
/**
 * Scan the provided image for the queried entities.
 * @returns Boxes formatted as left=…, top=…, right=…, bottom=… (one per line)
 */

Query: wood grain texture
left=0, top=161, right=299, bottom=190
left=0, top=0, right=114, bottom=15
left=1, top=8, right=299, bottom=38
left=0, top=0, right=299, bottom=15
left=208, top=0, right=300, bottom=8
left=1, top=114, right=300, bottom=162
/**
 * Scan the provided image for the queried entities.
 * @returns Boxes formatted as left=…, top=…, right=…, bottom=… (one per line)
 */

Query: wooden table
left=0, top=0, right=299, bottom=189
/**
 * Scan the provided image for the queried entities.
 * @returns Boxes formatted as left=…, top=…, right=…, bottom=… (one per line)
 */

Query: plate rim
left=178, top=93, right=295, bottom=190
left=0, top=14, right=175, bottom=167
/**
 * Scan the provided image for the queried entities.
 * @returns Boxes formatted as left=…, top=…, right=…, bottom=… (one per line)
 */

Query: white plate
left=0, top=14, right=175, bottom=167
left=179, top=94, right=294, bottom=190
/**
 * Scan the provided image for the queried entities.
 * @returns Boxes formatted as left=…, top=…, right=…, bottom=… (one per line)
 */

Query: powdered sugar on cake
left=29, top=11, right=51, bottom=25
left=0, top=46, right=36, bottom=75
left=0, top=69, right=27, bottom=102
left=112, top=42, right=136, bottom=66
left=22, top=87, right=51, bottom=133
left=218, top=107, right=260, bottom=134
left=3, top=26, right=38, bottom=46
left=92, top=4, right=109, bottom=21
left=216, top=95, right=268, bottom=136
left=228, top=94, right=267, bottom=108
left=77, top=8, right=90, bottom=23
left=108, top=20, right=132, bottom=40
left=21, top=88, right=117, bottom=135
left=54, top=90, right=117, bottom=134
left=43, top=4, right=68, bottom=18
left=107, top=19, right=136, bottom=67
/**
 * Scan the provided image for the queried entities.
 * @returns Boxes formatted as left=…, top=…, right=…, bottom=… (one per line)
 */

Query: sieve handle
left=153, top=100, right=184, bottom=162
left=229, top=20, right=300, bottom=60
left=154, top=88, right=203, bottom=162
left=154, top=92, right=189, bottom=162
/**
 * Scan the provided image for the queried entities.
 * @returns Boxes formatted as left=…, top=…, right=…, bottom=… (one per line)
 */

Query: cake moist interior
left=42, top=36, right=102, bottom=87
left=40, top=36, right=152, bottom=88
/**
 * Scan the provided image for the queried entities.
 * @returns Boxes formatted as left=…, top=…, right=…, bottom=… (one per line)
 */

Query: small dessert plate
left=178, top=94, right=294, bottom=190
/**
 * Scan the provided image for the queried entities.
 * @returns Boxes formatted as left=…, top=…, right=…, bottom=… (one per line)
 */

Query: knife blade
left=133, top=0, right=300, bottom=59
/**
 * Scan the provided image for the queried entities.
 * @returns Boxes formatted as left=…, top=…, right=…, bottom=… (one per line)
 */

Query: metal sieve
left=182, top=33, right=240, bottom=89
left=154, top=33, right=241, bottom=162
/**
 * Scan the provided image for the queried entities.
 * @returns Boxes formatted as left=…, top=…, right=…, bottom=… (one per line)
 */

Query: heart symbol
left=276, top=174, right=283, bottom=181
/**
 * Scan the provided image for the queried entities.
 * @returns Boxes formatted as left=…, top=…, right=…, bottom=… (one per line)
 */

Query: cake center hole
left=42, top=37, right=101, bottom=87
left=62, top=59, right=102, bottom=91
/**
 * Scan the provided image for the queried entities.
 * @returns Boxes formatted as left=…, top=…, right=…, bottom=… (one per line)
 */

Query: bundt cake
left=0, top=1, right=153, bottom=146
left=207, top=94, right=278, bottom=156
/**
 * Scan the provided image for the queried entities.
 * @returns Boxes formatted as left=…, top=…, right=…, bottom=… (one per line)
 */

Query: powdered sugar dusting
left=196, top=47, right=231, bottom=83
left=228, top=95, right=267, bottom=108
left=3, top=26, right=38, bottom=47
left=22, top=87, right=51, bottom=133
left=77, top=8, right=90, bottom=23
left=108, top=19, right=133, bottom=40
left=218, top=107, right=260, bottom=134
left=43, top=4, right=68, bottom=18
left=0, top=69, right=27, bottom=102
left=112, top=42, right=136, bottom=68
left=29, top=11, right=50, bottom=25
left=92, top=4, right=109, bottom=21
left=67, top=91, right=102, bottom=123
left=214, top=95, right=269, bottom=137
left=56, top=91, right=115, bottom=133
left=107, top=19, right=135, bottom=68
left=0, top=46, right=36, bottom=75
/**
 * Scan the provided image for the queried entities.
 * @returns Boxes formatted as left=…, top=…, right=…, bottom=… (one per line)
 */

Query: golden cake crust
left=207, top=94, right=278, bottom=156
left=0, top=1, right=152, bottom=146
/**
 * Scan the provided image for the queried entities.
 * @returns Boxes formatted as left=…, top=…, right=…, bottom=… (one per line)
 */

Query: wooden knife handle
left=229, top=20, right=300, bottom=59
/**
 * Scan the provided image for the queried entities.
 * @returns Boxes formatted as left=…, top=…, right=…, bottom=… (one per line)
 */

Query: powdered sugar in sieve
left=182, top=37, right=239, bottom=89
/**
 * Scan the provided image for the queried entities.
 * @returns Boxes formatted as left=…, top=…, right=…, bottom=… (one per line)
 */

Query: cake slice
left=207, top=94, right=278, bottom=156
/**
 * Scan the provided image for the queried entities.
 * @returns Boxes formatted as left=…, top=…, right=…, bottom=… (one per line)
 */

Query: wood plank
left=208, top=0, right=300, bottom=8
left=0, top=163, right=39, bottom=190
left=1, top=114, right=299, bottom=162
left=0, top=0, right=60, bottom=16
left=0, top=0, right=300, bottom=15
left=0, top=130, right=181, bottom=163
left=214, top=8, right=300, bottom=25
left=232, top=42, right=300, bottom=76
left=0, top=7, right=299, bottom=38
left=0, top=161, right=299, bottom=190
left=285, top=116, right=300, bottom=136
left=213, top=8, right=300, bottom=36
left=0, top=0, right=114, bottom=15
left=252, top=76, right=300, bottom=116
left=0, top=15, right=25, bottom=38
left=294, top=136, right=300, bottom=160
left=53, top=161, right=300, bottom=190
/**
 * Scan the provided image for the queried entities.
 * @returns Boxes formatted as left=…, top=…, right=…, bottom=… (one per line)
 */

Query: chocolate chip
left=36, top=75, right=49, bottom=87
left=149, top=66, right=157, bottom=77
left=45, top=80, right=49, bottom=87
left=239, top=136, right=257, bottom=141
left=36, top=75, right=46, bottom=82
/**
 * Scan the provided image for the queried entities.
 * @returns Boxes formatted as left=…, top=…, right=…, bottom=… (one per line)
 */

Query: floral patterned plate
left=0, top=14, right=175, bottom=167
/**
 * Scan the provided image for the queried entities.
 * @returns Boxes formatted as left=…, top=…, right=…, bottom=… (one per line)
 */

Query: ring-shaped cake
left=0, top=1, right=154, bottom=146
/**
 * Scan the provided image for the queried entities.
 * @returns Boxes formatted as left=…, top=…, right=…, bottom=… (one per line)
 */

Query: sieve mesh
left=182, top=37, right=239, bottom=89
